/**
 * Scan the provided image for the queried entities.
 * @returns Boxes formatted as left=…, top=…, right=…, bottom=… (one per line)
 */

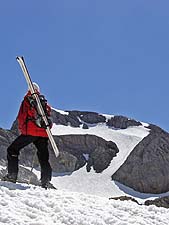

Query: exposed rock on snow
left=0, top=167, right=40, bottom=186
left=112, top=126, right=169, bottom=194
left=109, top=195, right=140, bottom=205
left=145, top=196, right=169, bottom=208
left=53, top=134, right=119, bottom=173
left=107, top=115, right=142, bottom=129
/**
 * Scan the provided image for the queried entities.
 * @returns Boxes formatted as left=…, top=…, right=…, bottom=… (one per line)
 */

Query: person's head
left=28, top=82, right=40, bottom=92
left=33, top=82, right=40, bottom=92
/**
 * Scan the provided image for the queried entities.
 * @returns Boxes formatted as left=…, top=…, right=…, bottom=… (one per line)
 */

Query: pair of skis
left=16, top=56, right=59, bottom=158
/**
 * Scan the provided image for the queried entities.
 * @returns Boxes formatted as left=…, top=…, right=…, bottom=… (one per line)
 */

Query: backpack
left=26, top=95, right=52, bottom=128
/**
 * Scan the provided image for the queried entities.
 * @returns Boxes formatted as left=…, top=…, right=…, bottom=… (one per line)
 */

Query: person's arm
left=17, top=99, right=29, bottom=133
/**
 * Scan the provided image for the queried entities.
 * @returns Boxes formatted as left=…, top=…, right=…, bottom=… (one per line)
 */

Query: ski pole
left=28, top=149, right=37, bottom=184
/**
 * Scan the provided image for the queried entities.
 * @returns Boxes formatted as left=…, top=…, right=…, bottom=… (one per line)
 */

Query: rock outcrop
left=112, top=125, right=169, bottom=193
left=145, top=196, right=169, bottom=208
left=0, top=166, right=40, bottom=186
left=53, top=134, right=119, bottom=173
left=107, top=115, right=141, bottom=129
left=110, top=195, right=169, bottom=209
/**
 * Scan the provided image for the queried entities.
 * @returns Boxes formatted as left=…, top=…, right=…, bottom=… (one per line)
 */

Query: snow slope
left=50, top=111, right=151, bottom=199
left=0, top=182, right=169, bottom=225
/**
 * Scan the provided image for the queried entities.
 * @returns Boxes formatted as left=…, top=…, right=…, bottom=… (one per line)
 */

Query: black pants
left=7, top=134, right=52, bottom=183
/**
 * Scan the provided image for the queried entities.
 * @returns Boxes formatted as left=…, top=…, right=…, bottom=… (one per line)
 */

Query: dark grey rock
left=0, top=128, right=18, bottom=166
left=51, top=109, right=81, bottom=127
left=109, top=196, right=140, bottom=205
left=86, top=145, right=118, bottom=173
left=82, top=123, right=89, bottom=129
left=10, top=119, right=19, bottom=135
left=79, top=112, right=106, bottom=124
left=0, top=166, right=40, bottom=186
left=52, top=134, right=119, bottom=173
left=67, top=110, right=107, bottom=124
left=51, top=110, right=69, bottom=126
left=107, top=115, right=142, bottom=129
left=112, top=128, right=169, bottom=194
left=66, top=110, right=82, bottom=117
left=110, top=195, right=169, bottom=209
left=48, top=151, right=78, bottom=172
left=145, top=196, right=169, bottom=208
left=67, top=114, right=81, bottom=127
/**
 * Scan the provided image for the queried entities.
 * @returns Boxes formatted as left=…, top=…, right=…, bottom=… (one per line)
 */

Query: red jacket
left=17, top=91, right=52, bottom=137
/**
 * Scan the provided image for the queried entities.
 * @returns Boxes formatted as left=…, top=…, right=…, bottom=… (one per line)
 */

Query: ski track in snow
left=0, top=184, right=169, bottom=225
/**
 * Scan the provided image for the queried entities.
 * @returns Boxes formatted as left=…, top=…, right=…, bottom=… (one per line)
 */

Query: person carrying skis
left=3, top=82, right=54, bottom=189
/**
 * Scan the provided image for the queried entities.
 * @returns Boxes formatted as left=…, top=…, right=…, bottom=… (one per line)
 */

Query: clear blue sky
left=1, top=0, right=169, bottom=131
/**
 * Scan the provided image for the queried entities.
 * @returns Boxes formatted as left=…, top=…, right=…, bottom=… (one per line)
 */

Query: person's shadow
left=0, top=181, right=31, bottom=190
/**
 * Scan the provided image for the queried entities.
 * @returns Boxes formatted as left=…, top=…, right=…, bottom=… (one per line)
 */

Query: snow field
left=0, top=184, right=168, bottom=225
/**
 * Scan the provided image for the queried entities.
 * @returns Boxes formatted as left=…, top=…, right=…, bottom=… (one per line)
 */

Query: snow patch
left=52, top=108, right=69, bottom=115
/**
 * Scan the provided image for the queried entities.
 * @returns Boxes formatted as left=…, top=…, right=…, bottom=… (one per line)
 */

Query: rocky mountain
left=112, top=124, right=169, bottom=194
left=1, top=108, right=169, bottom=198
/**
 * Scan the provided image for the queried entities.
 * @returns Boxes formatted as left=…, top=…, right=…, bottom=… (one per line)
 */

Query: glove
left=35, top=116, right=52, bottom=129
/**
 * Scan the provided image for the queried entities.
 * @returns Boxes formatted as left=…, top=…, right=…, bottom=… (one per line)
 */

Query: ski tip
left=16, top=56, right=24, bottom=61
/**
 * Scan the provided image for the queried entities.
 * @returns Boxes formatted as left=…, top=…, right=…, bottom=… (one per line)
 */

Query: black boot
left=41, top=180, right=56, bottom=189
left=2, top=173, right=17, bottom=183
